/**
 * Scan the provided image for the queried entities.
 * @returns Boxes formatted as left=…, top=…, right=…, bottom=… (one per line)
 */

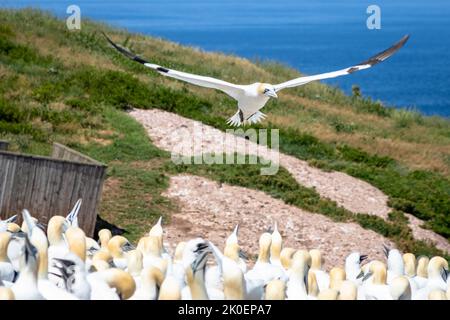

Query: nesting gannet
left=280, top=247, right=296, bottom=270
left=11, top=235, right=45, bottom=300
left=104, top=33, right=409, bottom=126
left=329, top=267, right=346, bottom=291
left=225, top=224, right=247, bottom=273
left=309, top=249, right=330, bottom=291
left=389, top=276, right=412, bottom=300
left=108, top=235, right=135, bottom=269
left=98, top=229, right=112, bottom=251
left=47, top=216, right=70, bottom=286
left=384, top=245, right=405, bottom=284
left=138, top=236, right=167, bottom=274
left=91, top=250, right=115, bottom=272
left=130, top=266, right=164, bottom=300
left=307, top=270, right=319, bottom=299
left=51, top=254, right=91, bottom=300
left=248, top=232, right=286, bottom=281
left=180, top=239, right=222, bottom=300
left=158, top=261, right=182, bottom=300
left=184, top=241, right=211, bottom=300
left=362, top=261, right=392, bottom=300
left=345, top=252, right=368, bottom=286
left=21, top=211, right=79, bottom=300
left=47, top=216, right=69, bottom=260
left=208, top=240, right=247, bottom=300
left=403, top=253, right=416, bottom=278
left=286, top=250, right=311, bottom=300
left=412, top=256, right=448, bottom=300
left=148, top=217, right=171, bottom=261
left=85, top=237, right=100, bottom=269
left=205, top=225, right=246, bottom=296
left=0, top=232, right=15, bottom=283
left=0, top=215, right=17, bottom=233
left=413, top=256, right=429, bottom=289
left=88, top=268, right=136, bottom=300
left=269, top=222, right=283, bottom=268
left=126, top=249, right=143, bottom=280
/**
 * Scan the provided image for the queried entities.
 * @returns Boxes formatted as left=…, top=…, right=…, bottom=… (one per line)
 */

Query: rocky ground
left=130, top=108, right=450, bottom=255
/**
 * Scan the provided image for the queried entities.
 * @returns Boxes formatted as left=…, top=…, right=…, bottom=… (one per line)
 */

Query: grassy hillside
left=0, top=9, right=449, bottom=257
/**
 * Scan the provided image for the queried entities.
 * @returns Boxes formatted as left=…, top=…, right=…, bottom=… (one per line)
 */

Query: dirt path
left=130, top=108, right=450, bottom=254
left=162, top=175, right=393, bottom=270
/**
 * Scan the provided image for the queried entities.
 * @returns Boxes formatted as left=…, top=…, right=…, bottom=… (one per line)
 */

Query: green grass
left=0, top=9, right=449, bottom=258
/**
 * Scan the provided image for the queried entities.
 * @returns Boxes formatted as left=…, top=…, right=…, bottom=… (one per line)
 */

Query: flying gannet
left=103, top=33, right=410, bottom=126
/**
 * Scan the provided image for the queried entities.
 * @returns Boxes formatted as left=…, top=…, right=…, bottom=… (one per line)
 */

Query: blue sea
left=2, top=0, right=450, bottom=116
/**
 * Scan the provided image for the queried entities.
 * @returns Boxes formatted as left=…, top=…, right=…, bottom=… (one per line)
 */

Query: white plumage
left=103, top=33, right=410, bottom=126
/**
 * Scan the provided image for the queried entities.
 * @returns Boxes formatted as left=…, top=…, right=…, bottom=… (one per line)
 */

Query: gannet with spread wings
left=103, top=33, right=409, bottom=126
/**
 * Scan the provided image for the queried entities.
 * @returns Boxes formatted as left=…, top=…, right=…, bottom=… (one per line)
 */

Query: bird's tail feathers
left=227, top=111, right=244, bottom=127
left=227, top=111, right=266, bottom=127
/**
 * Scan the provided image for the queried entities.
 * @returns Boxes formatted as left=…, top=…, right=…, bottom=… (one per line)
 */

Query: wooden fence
left=0, top=143, right=107, bottom=236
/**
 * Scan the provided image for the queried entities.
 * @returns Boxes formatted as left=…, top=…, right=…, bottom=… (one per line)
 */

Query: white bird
left=51, top=254, right=92, bottom=300
left=21, top=210, right=79, bottom=300
left=389, top=276, right=412, bottom=300
left=361, top=261, right=392, bottom=300
left=309, top=249, right=329, bottom=292
left=412, top=256, right=429, bottom=289
left=383, top=245, right=405, bottom=284
left=270, top=222, right=282, bottom=268
left=345, top=252, right=368, bottom=286
left=412, top=256, right=448, bottom=300
left=108, top=235, right=135, bottom=269
left=10, top=236, right=45, bottom=300
left=208, top=241, right=246, bottom=300
left=0, top=232, right=15, bottom=283
left=205, top=224, right=246, bottom=295
left=0, top=215, right=17, bottom=233
left=286, top=250, right=310, bottom=300
left=129, top=265, right=163, bottom=300
left=245, top=232, right=286, bottom=299
left=104, top=33, right=410, bottom=126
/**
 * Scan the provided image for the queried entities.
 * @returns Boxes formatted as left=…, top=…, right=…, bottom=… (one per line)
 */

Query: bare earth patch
left=131, top=108, right=390, bottom=218
left=130, top=108, right=450, bottom=254
left=163, top=175, right=393, bottom=270
left=405, top=214, right=450, bottom=254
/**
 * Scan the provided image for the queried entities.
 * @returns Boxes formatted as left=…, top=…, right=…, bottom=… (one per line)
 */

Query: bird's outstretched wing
left=273, top=35, right=410, bottom=92
left=103, top=33, right=244, bottom=100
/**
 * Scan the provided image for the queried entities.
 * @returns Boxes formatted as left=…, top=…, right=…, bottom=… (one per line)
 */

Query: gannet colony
left=0, top=203, right=448, bottom=300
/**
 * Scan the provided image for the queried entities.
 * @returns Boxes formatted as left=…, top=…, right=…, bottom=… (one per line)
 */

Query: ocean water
left=2, top=0, right=450, bottom=116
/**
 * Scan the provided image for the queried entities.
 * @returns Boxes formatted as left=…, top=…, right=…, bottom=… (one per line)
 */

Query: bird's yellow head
left=47, top=216, right=68, bottom=245
left=329, top=267, right=346, bottom=290
left=98, top=229, right=112, bottom=249
left=309, top=249, right=323, bottom=270
left=258, top=83, right=278, bottom=98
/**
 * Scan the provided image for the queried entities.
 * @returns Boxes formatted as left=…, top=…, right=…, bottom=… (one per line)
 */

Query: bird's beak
left=359, top=254, right=368, bottom=264
left=356, top=270, right=365, bottom=279
left=267, top=90, right=278, bottom=99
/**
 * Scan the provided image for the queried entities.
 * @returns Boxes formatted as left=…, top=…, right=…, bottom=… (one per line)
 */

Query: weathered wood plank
left=0, top=146, right=107, bottom=237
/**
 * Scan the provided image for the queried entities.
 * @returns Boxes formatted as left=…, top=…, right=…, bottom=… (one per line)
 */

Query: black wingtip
left=102, top=32, right=149, bottom=65
left=359, top=34, right=411, bottom=67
